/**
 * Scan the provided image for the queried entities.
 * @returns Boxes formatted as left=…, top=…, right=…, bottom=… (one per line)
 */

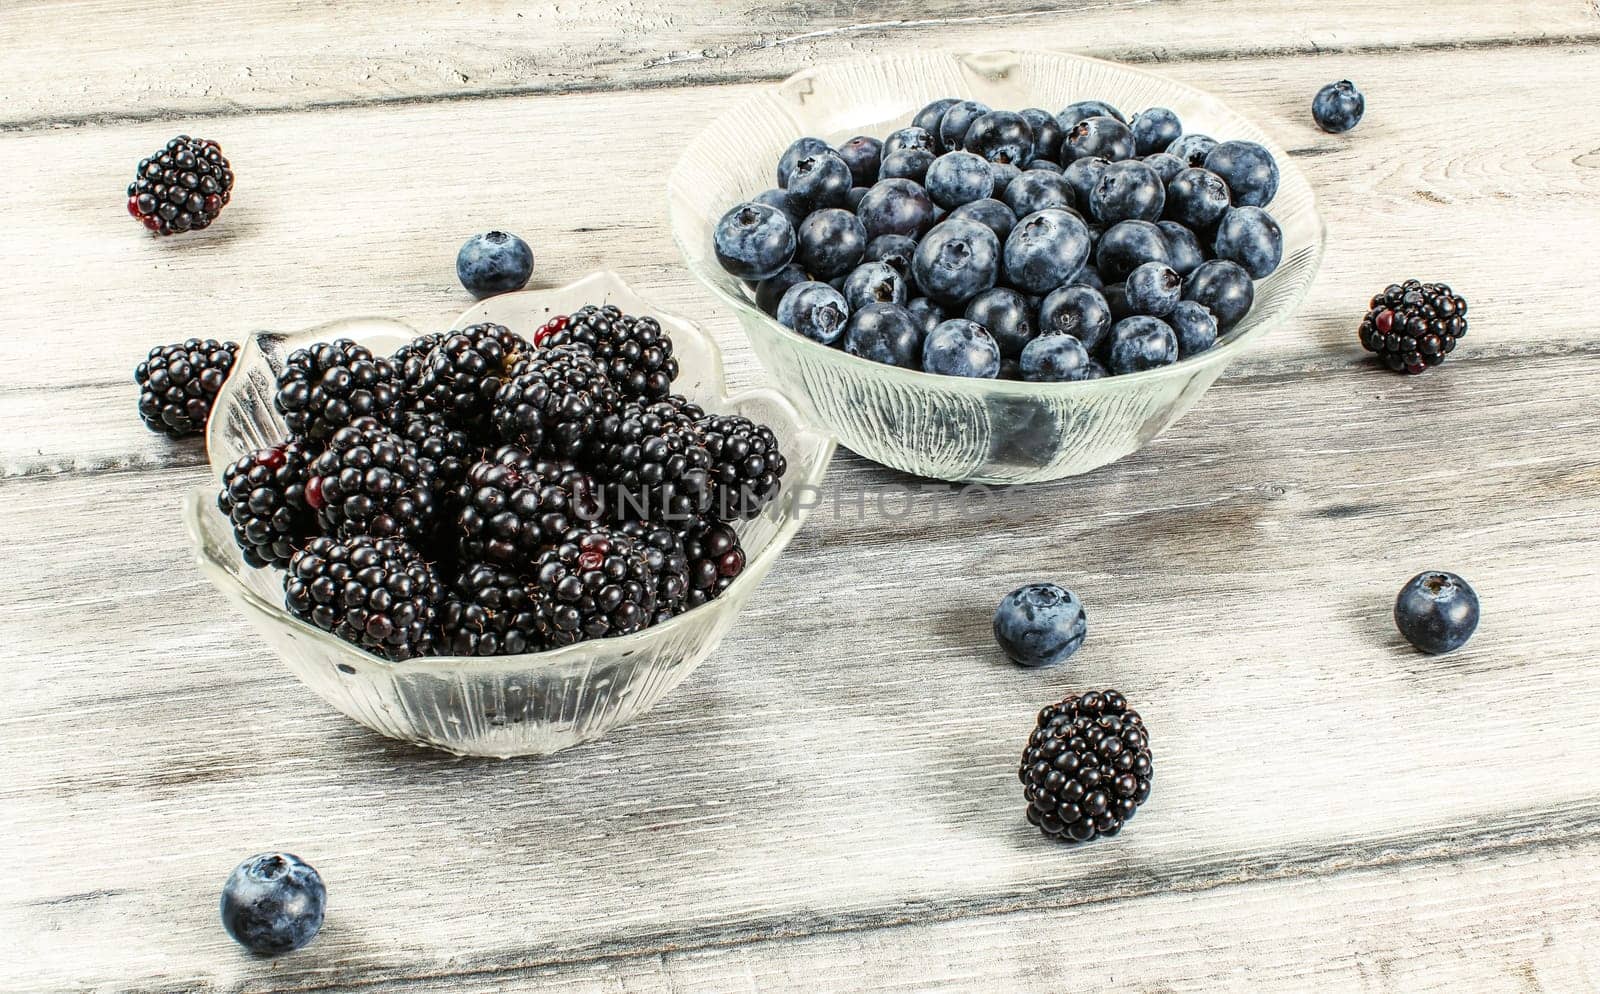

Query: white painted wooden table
left=4, top=3, right=1600, bottom=991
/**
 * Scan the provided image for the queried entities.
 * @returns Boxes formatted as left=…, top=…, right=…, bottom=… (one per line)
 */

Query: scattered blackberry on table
left=533, top=526, right=660, bottom=646
left=696, top=413, right=787, bottom=521
left=543, top=304, right=679, bottom=401
left=217, top=441, right=318, bottom=569
left=438, top=563, right=544, bottom=656
left=491, top=345, right=619, bottom=458
left=413, top=322, right=528, bottom=428
left=1358, top=280, right=1468, bottom=374
left=455, top=446, right=598, bottom=568
left=305, top=419, right=436, bottom=541
left=134, top=338, right=238, bottom=437
left=219, top=853, right=325, bottom=956
left=1020, top=690, right=1152, bottom=843
left=126, top=136, right=233, bottom=235
left=284, top=535, right=442, bottom=660
left=274, top=339, right=401, bottom=441
left=682, top=521, right=745, bottom=609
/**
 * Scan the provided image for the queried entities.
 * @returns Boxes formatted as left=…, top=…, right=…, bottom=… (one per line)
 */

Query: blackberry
left=392, top=332, right=446, bottom=403
left=1019, top=690, right=1153, bottom=844
left=216, top=441, right=317, bottom=569
left=306, top=419, right=436, bottom=541
left=697, top=413, right=787, bottom=521
left=455, top=446, right=600, bottom=569
left=681, top=521, right=745, bottom=609
left=594, top=397, right=713, bottom=526
left=395, top=409, right=477, bottom=491
left=490, top=345, right=619, bottom=458
left=413, top=323, right=529, bottom=427
left=274, top=339, right=401, bottom=441
left=126, top=136, right=233, bottom=236
left=1358, top=280, right=1468, bottom=375
left=134, top=339, right=238, bottom=437
left=438, top=563, right=544, bottom=656
left=284, top=535, right=441, bottom=661
left=544, top=305, right=679, bottom=401
left=617, top=520, right=690, bottom=621
left=533, top=527, right=659, bottom=646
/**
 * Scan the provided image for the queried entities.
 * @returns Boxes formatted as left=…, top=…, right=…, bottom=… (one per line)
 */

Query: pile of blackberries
left=713, top=99, right=1285, bottom=381
left=215, top=305, right=787, bottom=660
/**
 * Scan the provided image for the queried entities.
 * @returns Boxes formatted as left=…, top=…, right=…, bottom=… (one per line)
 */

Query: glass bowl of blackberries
left=669, top=50, right=1325, bottom=483
left=181, top=271, right=835, bottom=758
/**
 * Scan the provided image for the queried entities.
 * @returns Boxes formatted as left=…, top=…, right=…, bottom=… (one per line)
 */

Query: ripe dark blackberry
left=1019, top=690, right=1153, bottom=844
left=438, top=563, right=544, bottom=656
left=697, top=413, right=787, bottom=521
left=490, top=345, right=619, bottom=458
left=126, top=136, right=234, bottom=235
left=1358, top=280, right=1469, bottom=375
left=217, top=441, right=318, bottom=569
left=396, top=409, right=477, bottom=490
left=533, top=527, right=659, bottom=646
left=306, top=419, right=436, bottom=541
left=274, top=339, right=402, bottom=441
left=413, top=323, right=529, bottom=427
left=455, top=446, right=600, bottom=568
left=681, top=521, right=745, bottom=609
left=284, top=535, right=441, bottom=661
left=544, top=305, right=680, bottom=401
left=134, top=339, right=238, bottom=437
left=617, top=520, right=690, bottom=621
left=392, top=332, right=446, bottom=402
left=594, top=397, right=713, bottom=526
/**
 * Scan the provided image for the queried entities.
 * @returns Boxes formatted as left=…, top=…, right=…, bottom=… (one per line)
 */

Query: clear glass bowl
left=184, top=271, right=835, bottom=758
left=668, top=50, right=1326, bottom=484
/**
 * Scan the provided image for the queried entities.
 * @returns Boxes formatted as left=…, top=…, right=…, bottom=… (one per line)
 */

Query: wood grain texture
left=3, top=0, right=1597, bottom=130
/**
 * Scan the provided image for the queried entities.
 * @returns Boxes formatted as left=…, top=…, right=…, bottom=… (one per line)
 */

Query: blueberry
left=1167, top=133, right=1218, bottom=168
left=1142, top=152, right=1186, bottom=185
left=922, top=318, right=1002, bottom=378
left=1107, top=315, right=1179, bottom=374
left=837, top=135, right=885, bottom=186
left=714, top=202, right=797, bottom=280
left=912, top=218, right=1001, bottom=306
left=1313, top=80, right=1365, bottom=134
left=1204, top=140, right=1280, bottom=207
left=1001, top=169, right=1076, bottom=217
left=1062, top=116, right=1135, bottom=163
left=220, top=853, right=326, bottom=956
left=1102, top=281, right=1133, bottom=322
left=1072, top=266, right=1105, bottom=292
left=844, top=302, right=925, bottom=368
left=1212, top=206, right=1283, bottom=279
left=1182, top=259, right=1255, bottom=330
left=777, top=137, right=832, bottom=187
left=964, top=110, right=1036, bottom=165
left=857, top=178, right=937, bottom=239
left=864, top=233, right=919, bottom=281
left=1023, top=159, right=1063, bottom=174
left=787, top=150, right=854, bottom=211
left=925, top=151, right=995, bottom=209
left=795, top=207, right=867, bottom=279
left=455, top=231, right=534, bottom=299
left=999, top=358, right=1023, bottom=380
left=1004, top=208, right=1091, bottom=295
left=1056, top=100, right=1127, bottom=130
left=1164, top=167, right=1232, bottom=230
left=1019, top=108, right=1065, bottom=162
left=1020, top=332, right=1095, bottom=382
left=841, top=261, right=909, bottom=310
left=993, top=583, right=1087, bottom=667
left=937, top=100, right=991, bottom=152
left=1095, top=219, right=1171, bottom=281
left=846, top=186, right=869, bottom=210
left=912, top=97, right=961, bottom=134
left=905, top=296, right=947, bottom=335
left=881, top=148, right=935, bottom=184
left=777, top=281, right=851, bottom=345
left=1038, top=284, right=1112, bottom=352
left=947, top=198, right=1017, bottom=241
left=1394, top=571, right=1480, bottom=655
left=1062, top=156, right=1108, bottom=210
left=1157, top=220, right=1206, bottom=277
left=1089, top=159, right=1166, bottom=223
left=1124, top=261, right=1183, bottom=317
left=884, top=126, right=937, bottom=158
left=965, top=287, right=1037, bottom=359
left=989, top=162, right=1022, bottom=197
left=1129, top=107, right=1182, bottom=156
left=1168, top=300, right=1219, bottom=357
left=754, top=263, right=810, bottom=316
left=753, top=187, right=805, bottom=228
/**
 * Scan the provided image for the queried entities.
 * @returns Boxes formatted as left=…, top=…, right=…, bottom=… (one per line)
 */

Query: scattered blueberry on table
left=219, top=852, right=326, bottom=956
left=993, top=582, right=1088, bottom=668
left=456, top=231, right=535, bottom=298
left=1394, top=571, right=1480, bottom=654
left=1313, top=80, right=1366, bottom=134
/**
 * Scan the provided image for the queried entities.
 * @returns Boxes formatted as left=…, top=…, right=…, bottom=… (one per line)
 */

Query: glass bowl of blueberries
left=669, top=50, right=1325, bottom=483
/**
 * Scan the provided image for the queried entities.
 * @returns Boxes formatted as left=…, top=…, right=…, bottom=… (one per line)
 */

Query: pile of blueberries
left=713, top=98, right=1285, bottom=382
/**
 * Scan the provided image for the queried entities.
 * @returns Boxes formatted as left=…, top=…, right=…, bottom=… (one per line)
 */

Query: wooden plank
left=4, top=349, right=1599, bottom=991
left=3, top=0, right=1596, bottom=130
left=2, top=41, right=1599, bottom=480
